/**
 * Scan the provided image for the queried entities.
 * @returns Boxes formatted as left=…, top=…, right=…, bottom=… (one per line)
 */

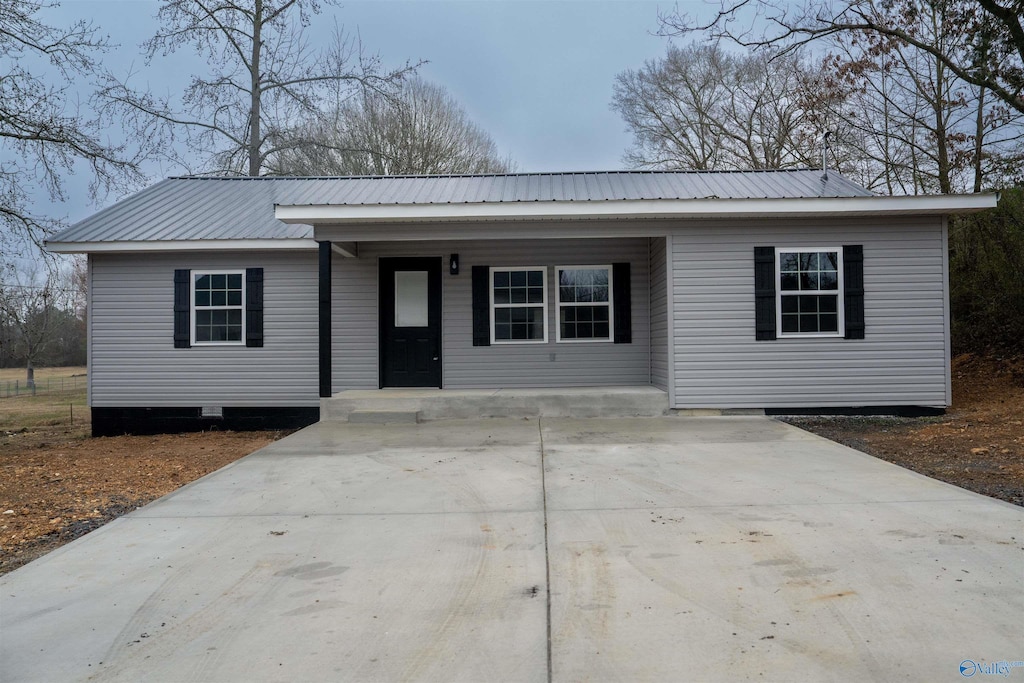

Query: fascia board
left=275, top=194, right=998, bottom=224
left=45, top=238, right=320, bottom=254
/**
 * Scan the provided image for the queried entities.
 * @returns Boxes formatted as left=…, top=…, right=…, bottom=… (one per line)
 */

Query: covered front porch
left=310, top=233, right=670, bottom=402
left=272, top=180, right=678, bottom=414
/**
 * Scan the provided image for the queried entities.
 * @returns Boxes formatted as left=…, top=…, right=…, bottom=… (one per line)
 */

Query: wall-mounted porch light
left=449, top=253, right=459, bottom=275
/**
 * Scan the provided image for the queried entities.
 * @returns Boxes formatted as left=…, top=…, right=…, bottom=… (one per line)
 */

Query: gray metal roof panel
left=49, top=170, right=874, bottom=243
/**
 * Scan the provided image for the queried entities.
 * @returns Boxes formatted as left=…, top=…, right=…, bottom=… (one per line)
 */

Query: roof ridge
left=167, top=168, right=828, bottom=182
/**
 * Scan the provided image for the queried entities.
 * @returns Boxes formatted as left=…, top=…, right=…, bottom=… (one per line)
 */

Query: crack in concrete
left=539, top=417, right=553, bottom=683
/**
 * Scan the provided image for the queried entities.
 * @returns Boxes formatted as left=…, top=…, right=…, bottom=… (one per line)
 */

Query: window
left=776, top=248, right=844, bottom=336
left=394, top=271, right=429, bottom=327
left=490, top=267, right=547, bottom=343
left=557, top=266, right=612, bottom=341
left=192, top=271, right=244, bottom=344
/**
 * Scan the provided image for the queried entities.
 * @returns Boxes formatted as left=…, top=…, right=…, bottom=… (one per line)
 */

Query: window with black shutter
left=174, top=268, right=264, bottom=347
left=754, top=246, right=864, bottom=340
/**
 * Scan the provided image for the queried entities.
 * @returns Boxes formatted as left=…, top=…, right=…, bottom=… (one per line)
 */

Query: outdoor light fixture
left=449, top=253, right=459, bottom=275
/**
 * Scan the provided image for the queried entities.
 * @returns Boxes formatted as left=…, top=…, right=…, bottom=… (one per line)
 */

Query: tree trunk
left=930, top=14, right=953, bottom=195
left=932, top=59, right=952, bottom=194
left=974, top=84, right=986, bottom=193
left=248, top=0, right=263, bottom=177
left=881, top=73, right=895, bottom=196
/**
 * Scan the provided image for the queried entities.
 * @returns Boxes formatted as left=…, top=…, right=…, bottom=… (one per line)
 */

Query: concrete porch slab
left=322, top=386, right=668, bottom=421
left=346, top=409, right=421, bottom=424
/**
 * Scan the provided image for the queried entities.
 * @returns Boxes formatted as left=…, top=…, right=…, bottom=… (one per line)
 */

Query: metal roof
left=48, top=170, right=873, bottom=245
left=270, top=169, right=873, bottom=206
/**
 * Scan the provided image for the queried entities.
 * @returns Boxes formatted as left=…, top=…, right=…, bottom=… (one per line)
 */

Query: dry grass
left=1, top=366, right=89, bottom=433
left=0, top=389, right=88, bottom=432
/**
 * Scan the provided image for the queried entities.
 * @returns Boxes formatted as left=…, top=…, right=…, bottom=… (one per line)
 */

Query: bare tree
left=0, top=0, right=145, bottom=261
left=611, top=44, right=728, bottom=170
left=611, top=43, right=820, bottom=170
left=659, top=0, right=1024, bottom=116
left=99, top=0, right=418, bottom=177
left=269, top=78, right=511, bottom=175
left=0, top=257, right=88, bottom=374
left=1, top=262, right=64, bottom=380
left=798, top=2, right=1023, bottom=194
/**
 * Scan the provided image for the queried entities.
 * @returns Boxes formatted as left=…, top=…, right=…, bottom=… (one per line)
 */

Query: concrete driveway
left=2, top=417, right=1022, bottom=682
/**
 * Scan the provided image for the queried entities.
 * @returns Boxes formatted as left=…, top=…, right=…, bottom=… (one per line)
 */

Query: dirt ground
left=782, top=354, right=1024, bottom=507
left=0, top=418, right=281, bottom=575
left=2, top=355, right=1021, bottom=576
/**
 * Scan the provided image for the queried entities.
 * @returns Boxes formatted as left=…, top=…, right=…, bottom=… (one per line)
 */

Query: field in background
left=1, top=366, right=87, bottom=404
left=0, top=366, right=87, bottom=382
left=0, top=366, right=88, bottom=433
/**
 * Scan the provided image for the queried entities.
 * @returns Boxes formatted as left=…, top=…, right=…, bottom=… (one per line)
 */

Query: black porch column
left=318, top=241, right=332, bottom=398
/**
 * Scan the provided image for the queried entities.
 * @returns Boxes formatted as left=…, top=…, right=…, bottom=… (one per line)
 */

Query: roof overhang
left=45, top=238, right=319, bottom=254
left=275, top=193, right=998, bottom=225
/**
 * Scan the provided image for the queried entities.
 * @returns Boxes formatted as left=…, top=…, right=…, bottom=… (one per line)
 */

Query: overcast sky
left=42, top=0, right=705, bottom=224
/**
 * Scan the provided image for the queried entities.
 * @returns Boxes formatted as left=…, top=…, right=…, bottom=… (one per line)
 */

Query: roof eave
left=275, top=194, right=998, bottom=224
left=45, top=238, right=319, bottom=254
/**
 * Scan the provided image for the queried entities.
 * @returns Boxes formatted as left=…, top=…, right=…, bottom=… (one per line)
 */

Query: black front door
left=379, top=257, right=442, bottom=388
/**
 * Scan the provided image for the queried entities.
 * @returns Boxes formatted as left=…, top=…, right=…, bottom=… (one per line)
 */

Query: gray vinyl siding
left=329, top=253, right=378, bottom=390
left=90, top=251, right=319, bottom=407
left=670, top=216, right=950, bottom=408
left=331, top=238, right=651, bottom=390
left=649, top=237, right=668, bottom=391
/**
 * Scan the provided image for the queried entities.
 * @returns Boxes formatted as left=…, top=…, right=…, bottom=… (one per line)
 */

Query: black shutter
left=245, top=267, right=264, bottom=347
left=843, top=245, right=865, bottom=339
left=472, top=265, right=490, bottom=346
left=173, top=269, right=191, bottom=348
left=613, top=262, right=632, bottom=343
left=754, top=247, right=776, bottom=341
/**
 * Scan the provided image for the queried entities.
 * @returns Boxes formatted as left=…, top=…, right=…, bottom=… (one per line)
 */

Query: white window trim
left=775, top=247, right=845, bottom=338
left=191, top=269, right=246, bottom=346
left=555, top=265, right=614, bottom=343
left=489, top=266, right=548, bottom=344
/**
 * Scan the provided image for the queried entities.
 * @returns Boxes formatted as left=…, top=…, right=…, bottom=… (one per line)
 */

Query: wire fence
left=2, top=375, right=87, bottom=399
